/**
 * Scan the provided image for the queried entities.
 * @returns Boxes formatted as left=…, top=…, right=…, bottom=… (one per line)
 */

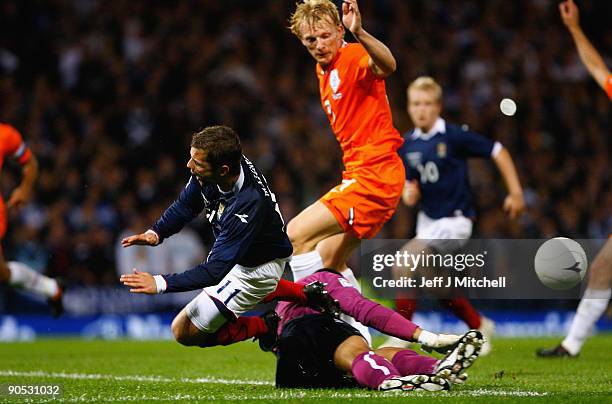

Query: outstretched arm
left=560, top=0, right=611, bottom=90
left=493, top=147, right=525, bottom=220
left=321, top=273, right=461, bottom=350
left=8, top=154, right=38, bottom=210
left=342, top=0, right=396, bottom=77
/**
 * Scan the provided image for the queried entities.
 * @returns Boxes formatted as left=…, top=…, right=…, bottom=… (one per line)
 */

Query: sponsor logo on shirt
left=406, top=152, right=422, bottom=167
left=437, top=142, right=447, bottom=158
left=330, top=69, right=342, bottom=100
left=338, top=278, right=354, bottom=288
left=234, top=214, right=249, bottom=223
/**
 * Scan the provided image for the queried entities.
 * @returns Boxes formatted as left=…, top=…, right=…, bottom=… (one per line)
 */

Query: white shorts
left=416, top=212, right=473, bottom=254
left=185, top=258, right=287, bottom=333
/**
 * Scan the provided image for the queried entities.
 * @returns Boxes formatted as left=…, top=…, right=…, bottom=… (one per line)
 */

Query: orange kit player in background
left=536, top=0, right=612, bottom=358
left=284, top=0, right=404, bottom=339
left=0, top=123, right=64, bottom=316
left=557, top=0, right=612, bottom=101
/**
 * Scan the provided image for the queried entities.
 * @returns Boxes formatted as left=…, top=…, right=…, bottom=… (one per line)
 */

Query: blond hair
left=289, top=0, right=341, bottom=38
left=407, top=76, right=443, bottom=103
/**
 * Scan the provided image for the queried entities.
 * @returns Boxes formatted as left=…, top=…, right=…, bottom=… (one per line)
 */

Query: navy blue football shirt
left=399, top=118, right=500, bottom=219
left=151, top=156, right=292, bottom=293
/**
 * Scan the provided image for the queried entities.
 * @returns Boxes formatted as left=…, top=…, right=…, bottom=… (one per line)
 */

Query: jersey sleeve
left=398, top=140, right=420, bottom=180
left=606, top=74, right=612, bottom=101
left=0, top=125, right=32, bottom=164
left=350, top=44, right=377, bottom=83
left=452, top=128, right=496, bottom=159
left=161, top=192, right=266, bottom=293
left=151, top=176, right=206, bottom=242
left=319, top=272, right=418, bottom=339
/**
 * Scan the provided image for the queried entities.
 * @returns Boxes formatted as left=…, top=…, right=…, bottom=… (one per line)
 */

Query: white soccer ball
left=534, top=237, right=588, bottom=290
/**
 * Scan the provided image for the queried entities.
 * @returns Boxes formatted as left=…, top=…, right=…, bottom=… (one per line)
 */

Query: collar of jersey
left=217, top=165, right=245, bottom=198
left=412, top=118, right=446, bottom=141
left=319, top=40, right=347, bottom=75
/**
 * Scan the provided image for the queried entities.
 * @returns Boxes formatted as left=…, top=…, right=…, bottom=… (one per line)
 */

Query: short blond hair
left=289, top=0, right=341, bottom=39
left=407, top=76, right=443, bottom=103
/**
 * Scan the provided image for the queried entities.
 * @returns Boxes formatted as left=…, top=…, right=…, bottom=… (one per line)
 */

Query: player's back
left=316, top=43, right=403, bottom=170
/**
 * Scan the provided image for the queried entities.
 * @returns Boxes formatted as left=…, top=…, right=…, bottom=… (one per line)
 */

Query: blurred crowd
left=0, top=0, right=609, bottom=287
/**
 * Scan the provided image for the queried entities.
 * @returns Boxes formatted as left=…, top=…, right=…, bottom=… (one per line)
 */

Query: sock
left=8, top=261, right=59, bottom=299
left=562, top=288, right=611, bottom=355
left=441, top=297, right=481, bottom=329
left=290, top=251, right=323, bottom=281
left=199, top=316, right=267, bottom=347
left=391, top=349, right=439, bottom=375
left=339, top=267, right=372, bottom=345
left=261, top=278, right=306, bottom=304
left=395, top=295, right=417, bottom=320
left=352, top=351, right=400, bottom=389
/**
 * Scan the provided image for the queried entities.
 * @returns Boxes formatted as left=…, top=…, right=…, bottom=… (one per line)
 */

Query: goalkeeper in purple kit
left=264, top=269, right=485, bottom=391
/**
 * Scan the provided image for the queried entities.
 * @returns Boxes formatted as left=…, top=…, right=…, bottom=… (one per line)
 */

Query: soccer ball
left=534, top=237, right=588, bottom=290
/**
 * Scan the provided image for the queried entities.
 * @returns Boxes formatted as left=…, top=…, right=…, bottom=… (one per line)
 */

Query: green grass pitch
left=1, top=335, right=611, bottom=403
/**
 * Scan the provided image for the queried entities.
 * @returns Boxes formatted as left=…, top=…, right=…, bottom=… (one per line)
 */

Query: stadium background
left=0, top=0, right=610, bottom=339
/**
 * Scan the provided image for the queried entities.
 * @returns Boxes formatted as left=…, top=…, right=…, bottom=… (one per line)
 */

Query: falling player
left=120, top=125, right=293, bottom=349
left=287, top=0, right=405, bottom=340
left=382, top=77, right=525, bottom=354
left=537, top=0, right=611, bottom=358
left=0, top=123, right=64, bottom=316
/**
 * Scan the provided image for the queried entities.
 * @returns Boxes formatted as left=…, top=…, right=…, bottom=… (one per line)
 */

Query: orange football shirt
left=606, top=74, right=612, bottom=101
left=0, top=123, right=32, bottom=169
left=316, top=42, right=403, bottom=170
left=0, top=123, right=32, bottom=239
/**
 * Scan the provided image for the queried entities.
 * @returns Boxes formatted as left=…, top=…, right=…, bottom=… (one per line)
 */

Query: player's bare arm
left=493, top=147, right=525, bottom=220
left=559, top=0, right=610, bottom=90
left=121, top=230, right=159, bottom=247
left=342, top=0, right=396, bottom=77
left=401, top=179, right=420, bottom=207
left=8, top=155, right=38, bottom=210
left=120, top=269, right=157, bottom=294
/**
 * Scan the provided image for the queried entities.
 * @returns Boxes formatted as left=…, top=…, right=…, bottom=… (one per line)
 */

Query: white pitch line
left=0, top=370, right=549, bottom=399
left=49, top=390, right=550, bottom=402
left=0, top=370, right=273, bottom=386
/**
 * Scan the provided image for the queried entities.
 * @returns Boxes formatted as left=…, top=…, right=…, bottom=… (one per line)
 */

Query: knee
left=588, top=256, right=612, bottom=289
left=0, top=262, right=9, bottom=283
left=171, top=316, right=195, bottom=346
left=287, top=219, right=307, bottom=253
left=334, top=336, right=370, bottom=371
left=320, top=252, right=343, bottom=270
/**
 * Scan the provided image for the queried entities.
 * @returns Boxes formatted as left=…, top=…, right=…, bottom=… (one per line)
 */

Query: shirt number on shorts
left=216, top=280, right=241, bottom=304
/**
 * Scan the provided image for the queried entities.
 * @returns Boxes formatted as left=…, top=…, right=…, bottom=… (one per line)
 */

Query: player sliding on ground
left=120, top=125, right=294, bottom=348
left=263, top=270, right=485, bottom=391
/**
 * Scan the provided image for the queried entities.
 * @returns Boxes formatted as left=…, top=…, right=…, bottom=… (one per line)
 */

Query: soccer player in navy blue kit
left=382, top=77, right=525, bottom=355
left=120, top=125, right=293, bottom=348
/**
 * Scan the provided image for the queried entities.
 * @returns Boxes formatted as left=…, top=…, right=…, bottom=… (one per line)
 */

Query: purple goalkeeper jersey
left=276, top=270, right=419, bottom=341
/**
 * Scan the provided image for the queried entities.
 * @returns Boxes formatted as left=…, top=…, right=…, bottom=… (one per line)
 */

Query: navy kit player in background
left=120, top=125, right=293, bottom=349
left=382, top=77, right=525, bottom=354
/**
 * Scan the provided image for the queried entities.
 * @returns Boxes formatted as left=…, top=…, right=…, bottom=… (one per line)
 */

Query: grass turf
left=0, top=335, right=611, bottom=403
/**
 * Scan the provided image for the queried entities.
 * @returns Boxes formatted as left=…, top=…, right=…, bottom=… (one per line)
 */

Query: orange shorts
left=320, top=156, right=405, bottom=239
